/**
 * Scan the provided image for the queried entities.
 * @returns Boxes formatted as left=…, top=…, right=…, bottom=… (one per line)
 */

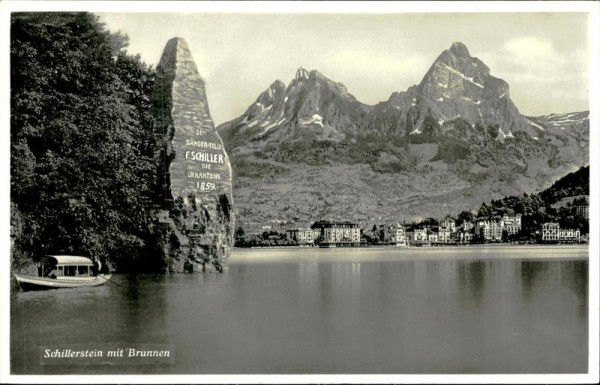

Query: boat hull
left=14, top=274, right=112, bottom=291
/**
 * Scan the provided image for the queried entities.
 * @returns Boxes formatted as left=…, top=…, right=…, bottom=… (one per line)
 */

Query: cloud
left=320, top=49, right=431, bottom=104
left=325, top=49, right=429, bottom=80
left=503, top=36, right=560, bottom=61
left=476, top=36, right=588, bottom=115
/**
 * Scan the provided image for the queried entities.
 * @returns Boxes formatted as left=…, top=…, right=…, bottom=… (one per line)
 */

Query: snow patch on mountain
left=258, top=117, right=286, bottom=137
left=442, top=64, right=485, bottom=88
left=527, top=119, right=545, bottom=131
left=301, top=114, right=325, bottom=127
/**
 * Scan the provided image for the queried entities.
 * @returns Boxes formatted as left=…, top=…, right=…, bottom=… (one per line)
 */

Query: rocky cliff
left=152, top=37, right=234, bottom=273
left=219, top=68, right=372, bottom=152
left=374, top=42, right=539, bottom=137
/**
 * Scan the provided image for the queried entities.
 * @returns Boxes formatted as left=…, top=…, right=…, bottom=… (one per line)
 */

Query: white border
left=587, top=3, right=600, bottom=383
left=0, top=0, right=599, bottom=14
left=1, top=1, right=598, bottom=384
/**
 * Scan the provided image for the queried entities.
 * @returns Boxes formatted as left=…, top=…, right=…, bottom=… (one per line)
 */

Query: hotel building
left=286, top=228, right=320, bottom=245
left=541, top=222, right=580, bottom=243
left=311, top=220, right=361, bottom=247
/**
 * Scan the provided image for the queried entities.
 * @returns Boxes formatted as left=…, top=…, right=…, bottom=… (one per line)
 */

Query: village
left=238, top=199, right=588, bottom=248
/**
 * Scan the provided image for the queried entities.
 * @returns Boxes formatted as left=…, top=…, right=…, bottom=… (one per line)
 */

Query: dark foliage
left=539, top=166, right=589, bottom=205
left=470, top=166, right=589, bottom=237
left=11, top=13, right=162, bottom=272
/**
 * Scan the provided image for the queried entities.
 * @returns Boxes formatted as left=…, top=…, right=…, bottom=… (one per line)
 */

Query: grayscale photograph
left=2, top=1, right=598, bottom=383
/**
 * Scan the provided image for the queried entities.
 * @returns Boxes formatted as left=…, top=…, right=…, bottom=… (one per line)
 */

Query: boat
left=14, top=255, right=112, bottom=291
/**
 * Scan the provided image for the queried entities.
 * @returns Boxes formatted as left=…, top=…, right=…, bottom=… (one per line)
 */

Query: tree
left=235, top=226, right=245, bottom=238
left=477, top=202, right=493, bottom=219
left=457, top=210, right=474, bottom=224
left=234, top=226, right=246, bottom=247
left=487, top=124, right=499, bottom=138
left=477, top=227, right=486, bottom=244
left=378, top=225, right=386, bottom=242
left=514, top=202, right=525, bottom=215
left=572, top=196, right=588, bottom=206
left=419, top=217, right=439, bottom=227
left=11, top=13, right=159, bottom=272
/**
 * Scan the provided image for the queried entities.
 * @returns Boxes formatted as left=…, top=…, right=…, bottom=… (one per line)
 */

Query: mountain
left=217, top=42, right=589, bottom=229
left=525, top=111, right=589, bottom=167
left=373, top=42, right=539, bottom=138
left=529, top=111, right=589, bottom=133
left=219, top=68, right=372, bottom=151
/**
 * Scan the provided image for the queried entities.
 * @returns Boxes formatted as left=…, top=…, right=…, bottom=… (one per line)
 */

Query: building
left=427, top=230, right=438, bottom=243
left=474, top=220, right=491, bottom=240
left=440, top=217, right=456, bottom=232
left=310, top=220, right=361, bottom=247
left=406, top=228, right=429, bottom=246
left=438, top=227, right=452, bottom=243
left=457, top=229, right=474, bottom=243
left=501, top=214, right=522, bottom=235
left=286, top=228, right=319, bottom=245
left=393, top=224, right=407, bottom=247
left=474, top=220, right=499, bottom=241
left=574, top=201, right=589, bottom=219
left=541, top=222, right=560, bottom=242
left=541, top=222, right=580, bottom=243
left=489, top=219, right=504, bottom=240
left=413, top=228, right=428, bottom=242
left=474, top=216, right=517, bottom=242
left=559, top=227, right=580, bottom=243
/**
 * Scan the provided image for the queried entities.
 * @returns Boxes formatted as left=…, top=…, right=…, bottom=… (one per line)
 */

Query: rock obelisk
left=152, top=37, right=234, bottom=273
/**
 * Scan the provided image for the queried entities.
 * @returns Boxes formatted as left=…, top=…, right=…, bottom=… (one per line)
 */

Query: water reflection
left=318, top=263, right=332, bottom=307
left=11, top=249, right=589, bottom=374
left=458, top=261, right=487, bottom=307
left=520, top=260, right=550, bottom=302
left=11, top=276, right=172, bottom=374
left=331, top=262, right=361, bottom=292
left=559, top=260, right=588, bottom=320
left=119, top=275, right=171, bottom=344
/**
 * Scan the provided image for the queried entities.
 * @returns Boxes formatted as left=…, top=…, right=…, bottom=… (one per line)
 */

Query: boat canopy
left=44, top=255, right=94, bottom=266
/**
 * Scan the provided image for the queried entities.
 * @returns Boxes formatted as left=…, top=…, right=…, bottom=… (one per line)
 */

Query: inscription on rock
left=152, top=37, right=234, bottom=273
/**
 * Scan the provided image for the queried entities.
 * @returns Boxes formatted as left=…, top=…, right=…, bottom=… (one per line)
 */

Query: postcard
left=1, top=1, right=598, bottom=384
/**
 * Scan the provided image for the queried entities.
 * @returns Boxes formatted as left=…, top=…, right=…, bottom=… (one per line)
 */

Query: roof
left=45, top=255, right=94, bottom=266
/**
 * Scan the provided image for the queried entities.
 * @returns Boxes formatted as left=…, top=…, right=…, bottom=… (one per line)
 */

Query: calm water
left=11, top=246, right=588, bottom=374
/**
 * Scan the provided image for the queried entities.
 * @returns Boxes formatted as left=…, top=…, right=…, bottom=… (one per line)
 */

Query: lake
left=10, top=245, right=588, bottom=374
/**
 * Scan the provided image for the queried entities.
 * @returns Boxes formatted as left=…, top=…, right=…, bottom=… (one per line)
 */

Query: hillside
left=539, top=166, right=589, bottom=205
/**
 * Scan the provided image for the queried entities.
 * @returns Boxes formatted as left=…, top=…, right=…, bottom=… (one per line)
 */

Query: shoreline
left=230, top=244, right=589, bottom=264
left=235, top=243, right=589, bottom=251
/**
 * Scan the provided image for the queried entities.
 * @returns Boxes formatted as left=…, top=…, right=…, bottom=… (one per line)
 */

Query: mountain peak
left=450, top=42, right=470, bottom=57
left=296, top=67, right=310, bottom=80
left=309, top=69, right=326, bottom=80
left=270, top=79, right=286, bottom=90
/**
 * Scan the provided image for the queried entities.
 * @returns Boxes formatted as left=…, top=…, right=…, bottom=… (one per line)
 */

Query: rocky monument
left=152, top=37, right=234, bottom=273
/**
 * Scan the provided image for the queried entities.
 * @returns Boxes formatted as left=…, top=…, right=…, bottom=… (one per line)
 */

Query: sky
left=96, top=11, right=590, bottom=125
left=96, top=10, right=590, bottom=126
